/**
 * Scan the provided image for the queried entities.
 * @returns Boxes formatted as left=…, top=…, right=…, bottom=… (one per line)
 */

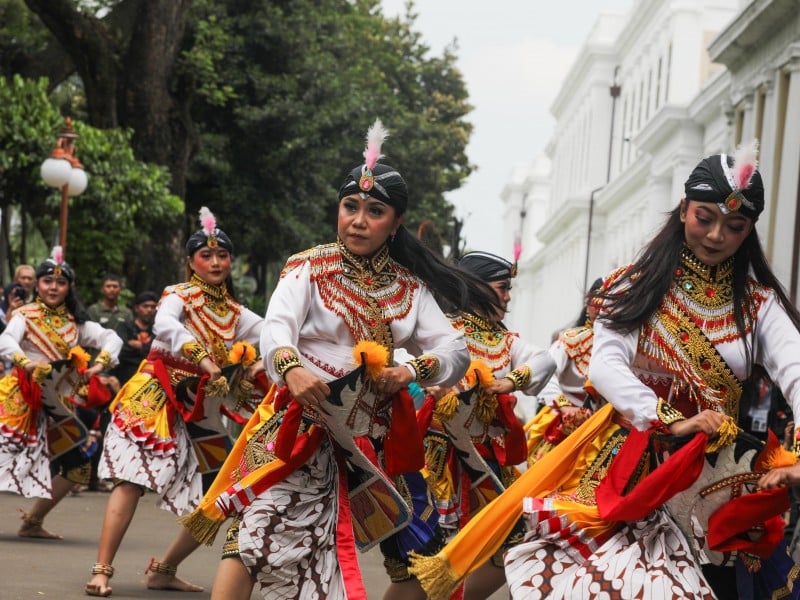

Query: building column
left=773, top=57, right=800, bottom=298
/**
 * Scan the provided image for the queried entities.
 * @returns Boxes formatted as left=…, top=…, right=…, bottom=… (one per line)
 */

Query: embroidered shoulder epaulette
left=280, top=243, right=341, bottom=280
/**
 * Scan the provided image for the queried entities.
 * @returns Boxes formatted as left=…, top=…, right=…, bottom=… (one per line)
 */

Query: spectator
left=87, top=274, right=132, bottom=330
left=112, top=291, right=158, bottom=387
left=13, top=264, right=35, bottom=303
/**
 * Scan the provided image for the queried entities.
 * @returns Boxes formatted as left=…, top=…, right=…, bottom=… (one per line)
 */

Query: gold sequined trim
left=407, top=355, right=440, bottom=382
left=574, top=429, right=628, bottom=504
left=273, top=347, right=302, bottom=379
left=181, top=341, right=209, bottom=364
left=12, top=352, right=31, bottom=369
left=94, top=350, right=112, bottom=368
left=656, top=398, right=686, bottom=426
left=554, top=395, right=573, bottom=408
left=423, top=429, right=449, bottom=482
left=504, top=365, right=531, bottom=391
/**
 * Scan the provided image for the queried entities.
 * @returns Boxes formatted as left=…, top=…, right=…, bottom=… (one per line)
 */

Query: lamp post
left=40, top=117, right=88, bottom=252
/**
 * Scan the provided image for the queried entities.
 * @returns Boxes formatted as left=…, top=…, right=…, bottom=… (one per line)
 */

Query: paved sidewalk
left=0, top=490, right=508, bottom=599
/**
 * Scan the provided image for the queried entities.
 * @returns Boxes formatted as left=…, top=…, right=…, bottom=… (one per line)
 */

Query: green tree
left=3, top=0, right=474, bottom=301
left=0, top=75, right=182, bottom=299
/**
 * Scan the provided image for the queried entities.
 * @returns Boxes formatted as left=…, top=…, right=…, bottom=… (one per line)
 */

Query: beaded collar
left=190, top=273, right=228, bottom=300
left=36, top=299, right=70, bottom=319
left=337, top=239, right=395, bottom=290
left=673, top=246, right=734, bottom=309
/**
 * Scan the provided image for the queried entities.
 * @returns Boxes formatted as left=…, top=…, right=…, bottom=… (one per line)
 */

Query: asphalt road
left=0, top=490, right=508, bottom=599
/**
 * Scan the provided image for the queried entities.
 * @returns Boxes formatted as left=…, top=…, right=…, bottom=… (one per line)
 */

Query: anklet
left=145, top=558, right=177, bottom=576
left=91, top=563, right=114, bottom=578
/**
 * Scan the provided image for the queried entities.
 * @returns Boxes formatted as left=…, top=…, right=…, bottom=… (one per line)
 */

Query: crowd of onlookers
left=0, top=265, right=160, bottom=491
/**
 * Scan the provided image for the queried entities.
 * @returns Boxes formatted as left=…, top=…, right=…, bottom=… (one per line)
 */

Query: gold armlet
left=554, top=395, right=573, bottom=408
left=656, top=397, right=686, bottom=426
left=182, top=341, right=210, bottom=364
left=94, top=350, right=112, bottom=368
left=504, top=365, right=532, bottom=391
left=12, top=352, right=31, bottom=369
left=407, top=355, right=440, bottom=383
left=792, top=433, right=800, bottom=459
left=273, top=347, right=302, bottom=378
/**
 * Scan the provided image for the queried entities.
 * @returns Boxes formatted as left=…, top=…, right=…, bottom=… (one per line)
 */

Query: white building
left=504, top=0, right=800, bottom=348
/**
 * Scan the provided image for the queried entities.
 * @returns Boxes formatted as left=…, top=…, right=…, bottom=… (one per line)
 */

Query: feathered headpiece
left=684, top=139, right=764, bottom=220
left=35, top=245, right=75, bottom=281
left=338, top=119, right=409, bottom=213
left=358, top=119, right=389, bottom=193
left=184, top=206, right=234, bottom=255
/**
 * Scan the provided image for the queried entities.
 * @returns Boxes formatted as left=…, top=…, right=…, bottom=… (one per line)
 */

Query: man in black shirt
left=113, top=291, right=158, bottom=386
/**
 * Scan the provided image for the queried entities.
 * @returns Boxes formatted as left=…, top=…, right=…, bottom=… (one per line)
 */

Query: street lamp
left=40, top=117, right=88, bottom=252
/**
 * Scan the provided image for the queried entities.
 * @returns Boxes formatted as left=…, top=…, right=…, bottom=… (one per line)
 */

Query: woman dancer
left=85, top=208, right=264, bottom=597
left=183, top=120, right=500, bottom=600
left=0, top=248, right=122, bottom=539
left=415, top=250, right=554, bottom=600
left=411, top=141, right=800, bottom=599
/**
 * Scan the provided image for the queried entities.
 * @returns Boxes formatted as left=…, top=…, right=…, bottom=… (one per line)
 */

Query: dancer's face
left=680, top=199, right=753, bottom=266
left=486, top=279, right=511, bottom=323
left=337, top=194, right=403, bottom=257
left=189, top=247, right=232, bottom=286
left=37, top=275, right=70, bottom=308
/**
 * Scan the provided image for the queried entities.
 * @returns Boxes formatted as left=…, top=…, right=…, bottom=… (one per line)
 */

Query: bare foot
left=146, top=572, right=204, bottom=592
left=18, top=521, right=63, bottom=539
left=85, top=574, right=112, bottom=597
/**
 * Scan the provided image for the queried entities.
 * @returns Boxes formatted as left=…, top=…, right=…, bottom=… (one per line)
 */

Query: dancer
left=412, top=250, right=554, bottom=600
left=182, top=119, right=500, bottom=600
left=410, top=141, right=800, bottom=599
left=0, top=248, right=122, bottom=539
left=525, top=278, right=602, bottom=466
left=85, top=208, right=265, bottom=597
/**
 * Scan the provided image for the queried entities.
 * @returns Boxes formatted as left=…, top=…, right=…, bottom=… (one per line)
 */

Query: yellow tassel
left=706, top=416, right=740, bottom=454
left=352, top=341, right=389, bottom=381
left=32, top=364, right=52, bottom=384
left=204, top=376, right=229, bottom=398
left=476, top=392, right=498, bottom=424
left=435, top=392, right=459, bottom=422
left=407, top=552, right=462, bottom=600
left=228, top=341, right=257, bottom=367
left=178, top=509, right=224, bottom=546
left=464, top=360, right=494, bottom=388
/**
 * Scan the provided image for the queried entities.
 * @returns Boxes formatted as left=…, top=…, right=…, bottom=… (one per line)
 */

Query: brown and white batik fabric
left=504, top=508, right=715, bottom=599
left=236, top=438, right=346, bottom=599
left=100, top=419, right=201, bottom=515
left=0, top=410, right=50, bottom=498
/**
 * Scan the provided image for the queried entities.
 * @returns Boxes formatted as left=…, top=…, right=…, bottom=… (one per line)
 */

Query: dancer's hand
left=199, top=356, right=222, bottom=381
left=375, top=366, right=414, bottom=396
left=484, top=378, right=514, bottom=395
left=759, top=462, right=800, bottom=489
left=668, top=409, right=725, bottom=437
left=285, top=367, right=329, bottom=409
left=244, top=358, right=266, bottom=381
left=83, top=362, right=105, bottom=380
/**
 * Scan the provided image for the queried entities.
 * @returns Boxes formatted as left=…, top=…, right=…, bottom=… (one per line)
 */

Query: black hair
left=574, top=277, right=604, bottom=328
left=598, top=202, right=800, bottom=374
left=101, top=273, right=123, bottom=284
left=388, top=226, right=500, bottom=318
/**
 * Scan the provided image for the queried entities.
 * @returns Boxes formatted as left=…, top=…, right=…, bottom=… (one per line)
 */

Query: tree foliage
left=2, top=0, right=474, bottom=303
left=0, top=75, right=182, bottom=301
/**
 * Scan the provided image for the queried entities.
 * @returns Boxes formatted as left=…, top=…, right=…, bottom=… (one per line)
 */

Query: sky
left=381, top=0, right=632, bottom=257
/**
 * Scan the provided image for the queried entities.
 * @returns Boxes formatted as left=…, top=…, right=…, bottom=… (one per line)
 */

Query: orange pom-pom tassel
left=353, top=341, right=390, bottom=381
left=68, top=346, right=91, bottom=370
left=464, top=360, right=494, bottom=388
left=228, top=341, right=257, bottom=367
left=758, top=430, right=798, bottom=471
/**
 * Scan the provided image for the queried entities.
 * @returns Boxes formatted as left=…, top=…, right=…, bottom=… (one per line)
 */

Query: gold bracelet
left=273, top=347, right=302, bottom=378
left=554, top=394, right=573, bottom=408
left=407, top=355, right=440, bottom=383
left=12, top=352, right=31, bottom=369
left=181, top=341, right=210, bottom=364
left=656, top=397, right=686, bottom=426
left=504, top=365, right=532, bottom=391
left=94, top=350, right=112, bottom=368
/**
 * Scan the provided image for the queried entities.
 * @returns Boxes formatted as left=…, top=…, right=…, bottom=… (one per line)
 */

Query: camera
left=10, top=285, right=25, bottom=301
